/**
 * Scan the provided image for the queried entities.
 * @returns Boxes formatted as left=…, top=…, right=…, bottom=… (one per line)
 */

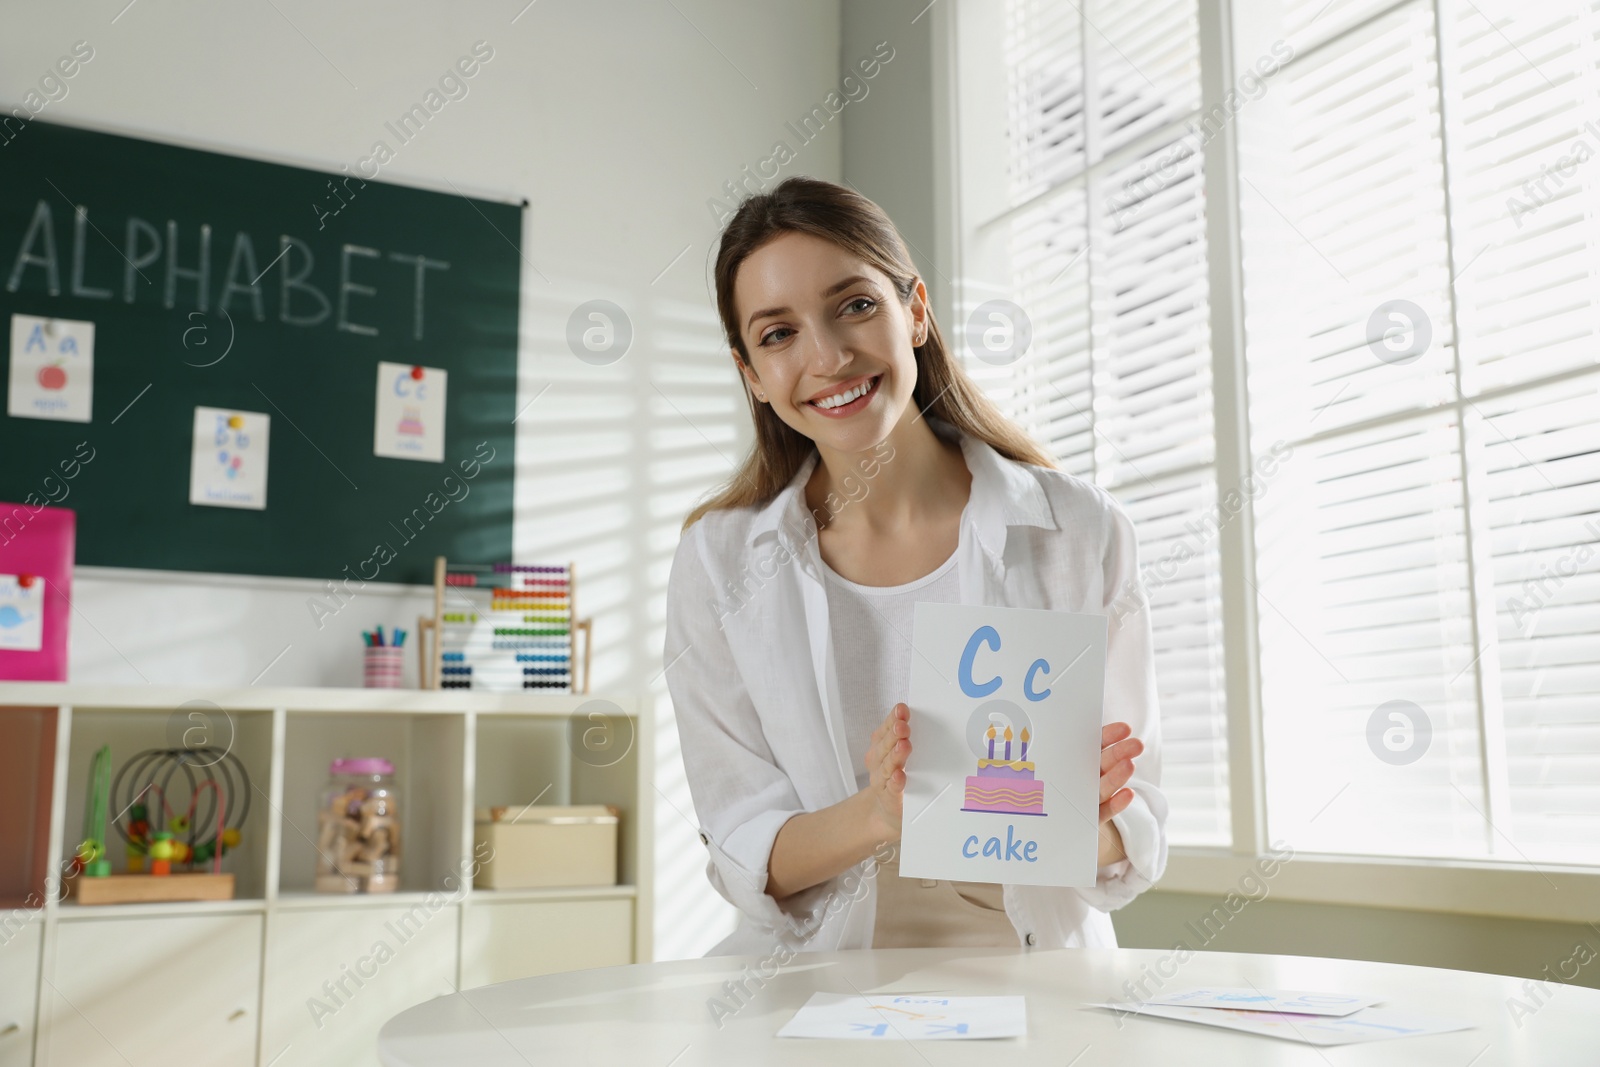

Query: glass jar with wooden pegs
left=314, top=758, right=402, bottom=893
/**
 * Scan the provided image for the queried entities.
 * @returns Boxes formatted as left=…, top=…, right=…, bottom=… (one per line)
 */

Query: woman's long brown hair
left=683, top=176, right=1056, bottom=531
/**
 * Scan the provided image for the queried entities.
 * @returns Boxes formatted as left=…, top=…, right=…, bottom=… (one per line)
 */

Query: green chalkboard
left=0, top=119, right=518, bottom=584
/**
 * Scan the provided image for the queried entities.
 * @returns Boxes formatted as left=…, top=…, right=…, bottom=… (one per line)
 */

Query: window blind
left=1239, top=0, right=1600, bottom=863
left=1088, top=0, right=1203, bottom=160
left=1005, top=0, right=1085, bottom=205
left=1479, top=380, right=1600, bottom=864
left=972, top=0, right=1600, bottom=865
left=995, top=0, right=1230, bottom=844
left=1445, top=0, right=1600, bottom=863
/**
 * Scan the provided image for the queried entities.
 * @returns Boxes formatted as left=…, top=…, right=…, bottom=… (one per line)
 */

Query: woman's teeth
left=812, top=377, right=876, bottom=409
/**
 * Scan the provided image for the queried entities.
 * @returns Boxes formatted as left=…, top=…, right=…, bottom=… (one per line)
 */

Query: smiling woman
left=687, top=177, right=1052, bottom=528
left=665, top=177, right=1169, bottom=956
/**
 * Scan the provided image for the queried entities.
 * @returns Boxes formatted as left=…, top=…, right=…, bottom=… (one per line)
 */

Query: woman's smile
left=805, top=373, right=883, bottom=418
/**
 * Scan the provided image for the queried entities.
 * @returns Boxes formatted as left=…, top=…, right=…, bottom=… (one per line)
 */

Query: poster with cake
left=898, top=602, right=1107, bottom=887
left=374, top=361, right=447, bottom=462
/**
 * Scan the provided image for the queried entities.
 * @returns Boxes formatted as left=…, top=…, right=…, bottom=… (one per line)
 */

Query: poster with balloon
left=0, top=505, right=73, bottom=680
left=189, top=406, right=270, bottom=510
left=0, top=575, right=43, bottom=651
left=898, top=602, right=1107, bottom=887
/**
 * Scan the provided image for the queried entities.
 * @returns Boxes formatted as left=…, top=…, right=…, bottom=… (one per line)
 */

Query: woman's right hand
left=767, top=702, right=913, bottom=899
left=862, top=702, right=911, bottom=843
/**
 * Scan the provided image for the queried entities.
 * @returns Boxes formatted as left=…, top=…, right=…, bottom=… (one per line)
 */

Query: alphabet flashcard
left=374, top=361, right=446, bottom=461
left=899, top=602, right=1107, bottom=887
left=189, top=406, right=270, bottom=509
left=8, top=313, right=94, bottom=422
left=0, top=575, right=45, bottom=652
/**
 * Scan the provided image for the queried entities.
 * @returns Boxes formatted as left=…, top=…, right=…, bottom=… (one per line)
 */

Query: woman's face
left=732, top=230, right=927, bottom=455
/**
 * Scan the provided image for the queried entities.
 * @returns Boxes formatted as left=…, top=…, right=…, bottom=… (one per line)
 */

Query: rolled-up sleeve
left=1075, top=492, right=1169, bottom=911
left=664, top=523, right=822, bottom=933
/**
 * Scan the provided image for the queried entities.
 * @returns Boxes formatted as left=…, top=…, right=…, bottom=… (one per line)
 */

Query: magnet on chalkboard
left=228, top=414, right=245, bottom=430
left=16, top=574, right=35, bottom=588
left=410, top=366, right=425, bottom=381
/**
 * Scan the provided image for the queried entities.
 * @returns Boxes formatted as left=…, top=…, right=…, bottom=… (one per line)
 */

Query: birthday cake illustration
left=398, top=406, right=425, bottom=436
left=961, top=721, right=1046, bottom=816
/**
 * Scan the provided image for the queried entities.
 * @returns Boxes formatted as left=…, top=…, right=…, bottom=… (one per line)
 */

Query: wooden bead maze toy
left=68, top=743, right=252, bottom=905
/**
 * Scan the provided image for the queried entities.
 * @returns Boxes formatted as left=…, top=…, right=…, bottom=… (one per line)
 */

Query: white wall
left=3, top=0, right=854, bottom=961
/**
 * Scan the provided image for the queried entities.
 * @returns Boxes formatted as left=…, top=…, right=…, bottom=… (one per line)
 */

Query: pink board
left=0, top=504, right=74, bottom=681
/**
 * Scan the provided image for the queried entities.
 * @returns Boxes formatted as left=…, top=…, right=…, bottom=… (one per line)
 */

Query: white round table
left=378, top=946, right=1599, bottom=1065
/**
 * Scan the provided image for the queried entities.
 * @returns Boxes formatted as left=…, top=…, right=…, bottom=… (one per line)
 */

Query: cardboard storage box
left=474, top=803, right=619, bottom=889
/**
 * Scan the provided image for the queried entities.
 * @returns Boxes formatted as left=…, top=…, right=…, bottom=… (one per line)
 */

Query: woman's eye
left=845, top=297, right=876, bottom=314
left=760, top=327, right=793, bottom=347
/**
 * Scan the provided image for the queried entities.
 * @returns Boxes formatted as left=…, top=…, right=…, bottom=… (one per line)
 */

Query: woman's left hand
left=1097, top=721, right=1143, bottom=865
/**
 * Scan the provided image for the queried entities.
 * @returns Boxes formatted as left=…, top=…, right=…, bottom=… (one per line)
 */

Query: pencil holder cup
left=363, top=646, right=405, bottom=689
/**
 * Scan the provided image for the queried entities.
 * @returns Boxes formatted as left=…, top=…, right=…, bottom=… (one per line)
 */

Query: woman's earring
left=756, top=391, right=767, bottom=402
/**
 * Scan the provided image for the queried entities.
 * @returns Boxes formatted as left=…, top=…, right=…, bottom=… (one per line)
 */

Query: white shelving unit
left=0, top=683, right=652, bottom=1067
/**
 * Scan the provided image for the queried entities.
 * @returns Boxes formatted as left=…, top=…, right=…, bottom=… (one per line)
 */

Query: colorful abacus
left=417, top=557, right=593, bottom=693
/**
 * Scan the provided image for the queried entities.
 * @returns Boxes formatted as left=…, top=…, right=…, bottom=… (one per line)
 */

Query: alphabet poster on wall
left=8, top=313, right=94, bottom=422
left=189, top=406, right=270, bottom=509
left=374, top=361, right=446, bottom=462
left=899, top=603, right=1108, bottom=887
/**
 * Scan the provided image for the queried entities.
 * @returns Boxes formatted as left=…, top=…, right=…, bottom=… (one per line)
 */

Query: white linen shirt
left=663, top=416, right=1168, bottom=956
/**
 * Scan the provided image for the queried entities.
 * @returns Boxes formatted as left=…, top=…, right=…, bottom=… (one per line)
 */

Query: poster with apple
left=8, top=313, right=94, bottom=422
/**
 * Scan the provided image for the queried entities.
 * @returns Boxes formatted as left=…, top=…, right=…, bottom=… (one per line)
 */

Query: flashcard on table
left=374, top=361, right=446, bottom=462
left=1093, top=1003, right=1472, bottom=1046
left=1146, top=987, right=1379, bottom=1016
left=777, top=994, right=1026, bottom=1040
left=899, top=602, right=1107, bottom=887
left=8, top=314, right=94, bottom=422
left=189, top=406, right=270, bottom=509
left=0, top=576, right=44, bottom=652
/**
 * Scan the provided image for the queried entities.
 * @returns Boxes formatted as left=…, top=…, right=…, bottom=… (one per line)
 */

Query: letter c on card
left=962, top=835, right=979, bottom=858
left=959, top=625, right=1002, bottom=698
left=395, top=372, right=427, bottom=400
left=1023, top=658, right=1051, bottom=701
